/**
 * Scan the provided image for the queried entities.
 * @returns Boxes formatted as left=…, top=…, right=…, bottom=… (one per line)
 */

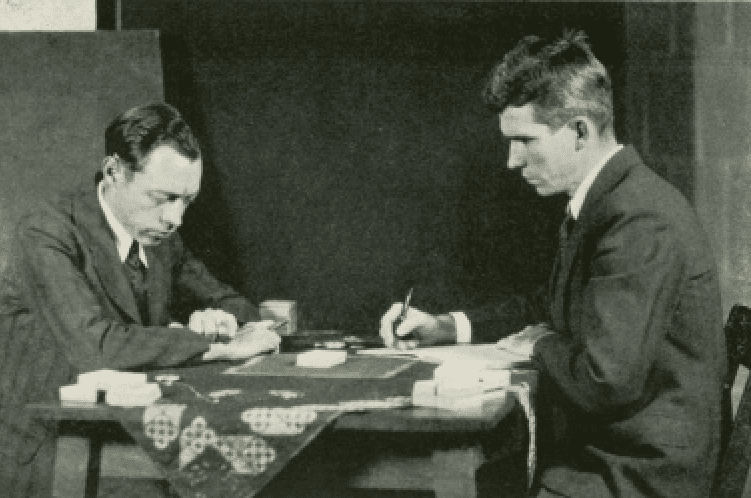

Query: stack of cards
left=59, top=369, right=161, bottom=406
left=296, top=350, right=347, bottom=368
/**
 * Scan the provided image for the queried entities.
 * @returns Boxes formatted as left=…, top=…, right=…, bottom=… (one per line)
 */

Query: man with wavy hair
left=381, top=31, right=725, bottom=497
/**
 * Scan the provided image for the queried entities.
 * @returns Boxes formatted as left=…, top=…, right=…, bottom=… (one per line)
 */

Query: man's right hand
left=378, top=303, right=457, bottom=349
left=187, top=308, right=238, bottom=341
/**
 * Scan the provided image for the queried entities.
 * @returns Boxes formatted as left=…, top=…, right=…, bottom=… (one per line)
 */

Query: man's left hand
left=187, top=308, right=238, bottom=341
left=496, top=323, right=555, bottom=357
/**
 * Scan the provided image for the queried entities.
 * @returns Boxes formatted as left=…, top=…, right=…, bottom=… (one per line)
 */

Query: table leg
left=84, top=432, right=103, bottom=498
left=431, top=446, right=483, bottom=498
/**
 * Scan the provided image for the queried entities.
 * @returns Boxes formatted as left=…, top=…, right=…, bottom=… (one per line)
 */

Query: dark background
left=102, top=1, right=632, bottom=332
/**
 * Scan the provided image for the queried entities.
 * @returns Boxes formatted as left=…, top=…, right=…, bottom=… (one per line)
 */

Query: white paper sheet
left=356, top=343, right=531, bottom=369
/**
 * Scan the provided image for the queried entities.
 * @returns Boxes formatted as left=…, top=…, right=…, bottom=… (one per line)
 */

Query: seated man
left=0, top=103, right=279, bottom=497
left=380, top=31, right=725, bottom=498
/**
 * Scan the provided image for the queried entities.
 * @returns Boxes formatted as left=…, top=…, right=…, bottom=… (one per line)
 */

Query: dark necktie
left=559, top=206, right=576, bottom=246
left=124, top=240, right=149, bottom=324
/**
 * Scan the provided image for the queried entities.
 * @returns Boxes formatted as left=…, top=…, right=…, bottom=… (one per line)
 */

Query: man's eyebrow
left=502, top=132, right=534, bottom=140
left=149, top=189, right=198, bottom=200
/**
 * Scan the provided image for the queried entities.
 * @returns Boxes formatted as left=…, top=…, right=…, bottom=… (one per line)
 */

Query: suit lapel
left=549, top=146, right=640, bottom=330
left=71, top=182, right=142, bottom=323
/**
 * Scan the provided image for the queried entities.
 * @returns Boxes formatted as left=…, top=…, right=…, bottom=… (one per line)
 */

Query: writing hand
left=379, top=303, right=444, bottom=349
left=187, top=308, right=238, bottom=341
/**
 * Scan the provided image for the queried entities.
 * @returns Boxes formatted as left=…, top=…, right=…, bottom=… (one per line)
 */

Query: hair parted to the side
left=483, top=30, right=613, bottom=133
left=104, top=103, right=201, bottom=172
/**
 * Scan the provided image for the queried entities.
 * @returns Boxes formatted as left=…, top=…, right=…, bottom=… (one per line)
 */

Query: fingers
left=379, top=304, right=435, bottom=348
left=394, top=338, right=419, bottom=350
left=233, top=325, right=281, bottom=356
left=379, top=302, right=403, bottom=348
left=518, top=324, right=553, bottom=341
left=393, top=310, right=424, bottom=338
left=255, top=328, right=281, bottom=351
left=217, top=311, right=238, bottom=338
left=496, top=324, right=554, bottom=356
left=188, top=309, right=238, bottom=341
left=188, top=311, right=207, bottom=337
left=236, top=322, right=282, bottom=346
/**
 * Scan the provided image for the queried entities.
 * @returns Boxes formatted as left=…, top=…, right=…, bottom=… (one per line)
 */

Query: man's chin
left=533, top=185, right=555, bottom=196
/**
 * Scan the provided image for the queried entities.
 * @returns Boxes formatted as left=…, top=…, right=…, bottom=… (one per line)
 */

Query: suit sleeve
left=463, top=286, right=549, bottom=343
left=170, top=234, right=260, bottom=324
left=532, top=214, right=684, bottom=415
left=18, top=211, right=212, bottom=372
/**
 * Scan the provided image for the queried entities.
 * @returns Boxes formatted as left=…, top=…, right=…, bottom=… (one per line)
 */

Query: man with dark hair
left=0, top=103, right=279, bottom=496
left=380, top=31, right=725, bottom=497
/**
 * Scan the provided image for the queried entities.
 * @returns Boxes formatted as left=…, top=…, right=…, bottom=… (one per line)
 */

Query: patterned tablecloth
left=112, top=361, right=420, bottom=498
left=80, top=356, right=536, bottom=498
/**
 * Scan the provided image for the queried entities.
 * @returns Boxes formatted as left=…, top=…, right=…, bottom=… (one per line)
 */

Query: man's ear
left=573, top=118, right=590, bottom=151
left=101, top=155, right=123, bottom=184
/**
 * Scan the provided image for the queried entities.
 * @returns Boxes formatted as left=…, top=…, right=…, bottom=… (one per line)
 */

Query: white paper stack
left=59, top=369, right=161, bottom=406
left=296, top=350, right=347, bottom=368
left=411, top=360, right=530, bottom=414
left=412, top=380, right=511, bottom=414
left=59, top=383, right=98, bottom=404
left=77, top=369, right=148, bottom=390
left=432, top=361, right=512, bottom=393
left=106, top=383, right=162, bottom=407
left=357, top=343, right=531, bottom=369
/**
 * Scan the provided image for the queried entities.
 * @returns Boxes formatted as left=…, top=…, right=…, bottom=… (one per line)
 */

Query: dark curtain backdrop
left=115, top=1, right=628, bottom=332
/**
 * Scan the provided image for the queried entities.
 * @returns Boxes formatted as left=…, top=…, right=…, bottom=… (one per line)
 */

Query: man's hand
left=187, top=309, right=238, bottom=341
left=203, top=321, right=281, bottom=361
left=379, top=303, right=456, bottom=349
left=495, top=323, right=555, bottom=357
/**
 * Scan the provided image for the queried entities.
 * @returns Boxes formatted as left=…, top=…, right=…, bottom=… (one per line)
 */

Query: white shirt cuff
left=449, top=312, right=471, bottom=344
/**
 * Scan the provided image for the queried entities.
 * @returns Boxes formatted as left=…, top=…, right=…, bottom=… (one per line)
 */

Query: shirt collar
left=97, top=181, right=148, bottom=266
left=568, top=144, right=623, bottom=220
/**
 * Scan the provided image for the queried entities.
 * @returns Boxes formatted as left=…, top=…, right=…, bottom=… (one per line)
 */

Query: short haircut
left=104, top=103, right=201, bottom=172
left=483, top=30, right=614, bottom=133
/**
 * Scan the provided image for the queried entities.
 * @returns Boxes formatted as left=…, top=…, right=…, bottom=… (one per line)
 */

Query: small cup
left=259, top=300, right=297, bottom=336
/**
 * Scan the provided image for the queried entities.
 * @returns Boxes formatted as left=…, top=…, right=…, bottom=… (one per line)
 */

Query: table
left=28, top=357, right=532, bottom=498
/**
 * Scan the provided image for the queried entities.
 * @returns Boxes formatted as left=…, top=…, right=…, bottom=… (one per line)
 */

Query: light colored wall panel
left=0, top=31, right=163, bottom=275
left=694, top=2, right=751, bottom=315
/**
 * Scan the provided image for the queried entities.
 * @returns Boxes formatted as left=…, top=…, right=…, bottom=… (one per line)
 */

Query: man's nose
left=507, top=141, right=525, bottom=170
left=161, top=200, right=186, bottom=229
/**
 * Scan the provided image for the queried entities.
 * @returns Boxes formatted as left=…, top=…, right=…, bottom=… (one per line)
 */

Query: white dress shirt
left=567, top=144, right=622, bottom=220
left=97, top=181, right=148, bottom=267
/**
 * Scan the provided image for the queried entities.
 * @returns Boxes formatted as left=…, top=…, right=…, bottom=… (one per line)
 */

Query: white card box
left=59, top=383, right=98, bottom=404
left=296, top=350, right=346, bottom=368
left=411, top=380, right=511, bottom=415
left=77, top=369, right=148, bottom=390
left=106, top=383, right=162, bottom=407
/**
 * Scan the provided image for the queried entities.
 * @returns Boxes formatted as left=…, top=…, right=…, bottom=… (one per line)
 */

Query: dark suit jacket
left=466, top=146, right=726, bottom=498
left=0, top=180, right=259, bottom=496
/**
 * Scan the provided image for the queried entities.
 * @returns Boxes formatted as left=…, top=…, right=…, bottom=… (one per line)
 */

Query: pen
left=393, top=287, right=413, bottom=338
left=399, top=287, right=413, bottom=321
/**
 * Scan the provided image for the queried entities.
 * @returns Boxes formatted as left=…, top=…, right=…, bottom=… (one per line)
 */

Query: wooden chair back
left=712, top=304, right=751, bottom=498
